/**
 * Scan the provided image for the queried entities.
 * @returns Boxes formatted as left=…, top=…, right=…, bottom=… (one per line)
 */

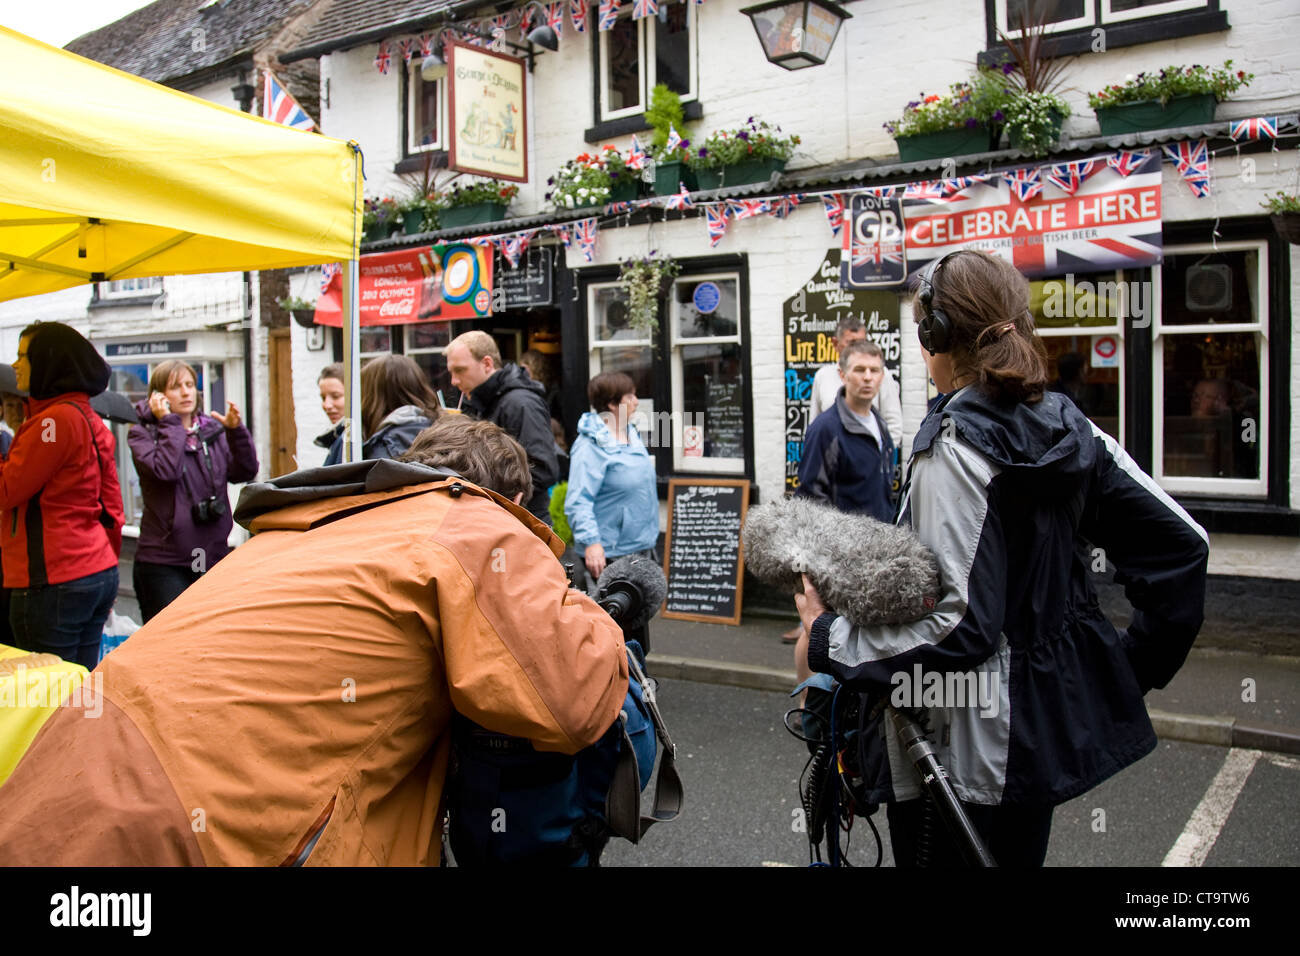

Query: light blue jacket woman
left=565, top=411, right=658, bottom=575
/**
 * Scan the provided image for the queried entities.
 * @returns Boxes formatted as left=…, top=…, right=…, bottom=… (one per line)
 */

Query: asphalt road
left=602, top=678, right=1300, bottom=868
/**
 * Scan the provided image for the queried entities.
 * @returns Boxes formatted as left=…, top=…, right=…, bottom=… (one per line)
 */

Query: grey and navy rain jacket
left=807, top=386, right=1209, bottom=807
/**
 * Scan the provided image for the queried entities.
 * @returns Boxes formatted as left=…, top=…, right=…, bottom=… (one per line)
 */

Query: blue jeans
left=10, top=567, right=119, bottom=670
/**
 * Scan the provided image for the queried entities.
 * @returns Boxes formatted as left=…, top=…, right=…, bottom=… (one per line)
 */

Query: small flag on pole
left=263, top=70, right=316, bottom=131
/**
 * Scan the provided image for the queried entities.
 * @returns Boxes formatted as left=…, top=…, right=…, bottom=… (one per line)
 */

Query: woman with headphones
left=796, top=250, right=1209, bottom=866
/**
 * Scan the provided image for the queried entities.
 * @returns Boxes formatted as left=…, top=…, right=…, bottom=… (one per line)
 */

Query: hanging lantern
left=740, top=0, right=852, bottom=70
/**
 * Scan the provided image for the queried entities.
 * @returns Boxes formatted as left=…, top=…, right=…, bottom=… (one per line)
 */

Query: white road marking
left=1162, top=747, right=1261, bottom=867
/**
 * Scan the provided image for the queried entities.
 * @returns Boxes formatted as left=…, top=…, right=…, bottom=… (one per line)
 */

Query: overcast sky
left=4, top=1, right=157, bottom=48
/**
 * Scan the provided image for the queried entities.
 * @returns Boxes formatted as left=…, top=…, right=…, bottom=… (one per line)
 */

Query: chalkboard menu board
left=705, top=378, right=745, bottom=459
left=495, top=247, right=553, bottom=309
left=662, top=479, right=750, bottom=625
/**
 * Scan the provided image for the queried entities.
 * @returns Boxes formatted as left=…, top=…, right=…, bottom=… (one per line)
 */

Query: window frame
left=594, top=4, right=698, bottom=125
left=97, top=276, right=163, bottom=299
left=981, top=0, right=1226, bottom=60
left=1151, top=239, right=1269, bottom=498
left=401, top=56, right=447, bottom=161
left=993, top=0, right=1210, bottom=36
left=1032, top=268, right=1128, bottom=447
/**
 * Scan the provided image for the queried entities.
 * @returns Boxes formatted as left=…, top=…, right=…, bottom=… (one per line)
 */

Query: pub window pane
left=604, top=17, right=641, bottom=113
left=408, top=322, right=453, bottom=351
left=408, top=64, right=441, bottom=151
left=1007, top=0, right=1088, bottom=25
left=595, top=345, right=654, bottom=405
left=1043, top=336, right=1121, bottom=441
left=674, top=278, right=738, bottom=340
left=592, top=286, right=651, bottom=344
left=359, top=327, right=392, bottom=355
left=654, top=3, right=691, bottom=97
left=1161, top=332, right=1260, bottom=480
left=410, top=352, right=455, bottom=407
left=1161, top=250, right=1258, bottom=327
left=680, top=343, right=744, bottom=463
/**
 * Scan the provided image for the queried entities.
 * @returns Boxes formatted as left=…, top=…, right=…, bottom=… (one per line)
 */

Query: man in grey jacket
left=445, top=330, right=558, bottom=523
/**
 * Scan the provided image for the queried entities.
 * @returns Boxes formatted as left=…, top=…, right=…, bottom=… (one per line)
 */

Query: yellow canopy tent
left=0, top=25, right=365, bottom=458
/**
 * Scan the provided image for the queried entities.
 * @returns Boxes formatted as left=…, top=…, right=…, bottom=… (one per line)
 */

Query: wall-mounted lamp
left=231, top=66, right=256, bottom=111
left=740, top=0, right=852, bottom=70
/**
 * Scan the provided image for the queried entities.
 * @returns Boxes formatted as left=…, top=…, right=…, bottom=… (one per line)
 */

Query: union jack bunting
left=705, top=204, right=729, bottom=247
left=575, top=218, right=599, bottom=262
left=1229, top=117, right=1278, bottom=142
left=1107, top=148, right=1152, bottom=177
left=627, top=135, right=648, bottom=171
left=547, top=2, right=565, bottom=35
left=665, top=125, right=683, bottom=154
left=419, top=34, right=435, bottom=56
left=663, top=187, right=694, bottom=211
left=902, top=180, right=945, bottom=201
left=633, top=0, right=658, bottom=19
left=520, top=6, right=536, bottom=32
left=1044, top=160, right=1099, bottom=196
left=571, top=0, right=589, bottom=32
left=262, top=70, right=316, bottom=132
left=769, top=194, right=802, bottom=219
left=864, top=184, right=899, bottom=199
left=599, top=0, right=621, bottom=30
left=1162, top=139, right=1212, bottom=197
left=939, top=177, right=982, bottom=199
left=374, top=42, right=391, bottom=74
left=500, top=230, right=536, bottom=268
left=397, top=39, right=414, bottom=64
left=320, top=263, right=340, bottom=294
left=551, top=223, right=572, bottom=248
left=821, top=193, right=845, bottom=236
left=1004, top=167, right=1044, bottom=202
left=727, top=198, right=771, bottom=221
left=604, top=200, right=633, bottom=216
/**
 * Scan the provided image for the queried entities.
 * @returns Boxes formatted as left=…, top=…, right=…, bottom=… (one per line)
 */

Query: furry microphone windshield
left=743, top=497, right=941, bottom=627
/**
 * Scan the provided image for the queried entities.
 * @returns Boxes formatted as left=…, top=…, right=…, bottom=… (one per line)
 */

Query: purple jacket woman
left=128, top=360, right=258, bottom=622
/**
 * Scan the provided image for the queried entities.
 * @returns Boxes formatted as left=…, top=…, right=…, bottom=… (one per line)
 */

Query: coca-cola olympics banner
left=313, top=242, right=494, bottom=326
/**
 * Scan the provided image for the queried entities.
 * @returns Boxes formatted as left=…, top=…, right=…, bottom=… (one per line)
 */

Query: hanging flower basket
left=1271, top=213, right=1300, bottom=244
left=1094, top=93, right=1217, bottom=135
left=618, top=253, right=680, bottom=336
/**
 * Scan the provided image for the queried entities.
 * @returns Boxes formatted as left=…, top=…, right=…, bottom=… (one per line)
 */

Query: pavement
left=646, top=613, right=1300, bottom=756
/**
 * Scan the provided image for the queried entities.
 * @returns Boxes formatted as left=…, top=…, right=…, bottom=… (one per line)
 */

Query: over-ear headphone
left=916, top=252, right=962, bottom=355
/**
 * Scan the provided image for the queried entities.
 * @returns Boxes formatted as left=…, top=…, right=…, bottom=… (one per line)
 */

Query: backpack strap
left=60, top=400, right=116, bottom=536
left=606, top=648, right=683, bottom=842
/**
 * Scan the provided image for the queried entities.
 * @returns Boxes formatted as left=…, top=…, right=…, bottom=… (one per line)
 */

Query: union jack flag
left=320, top=263, right=340, bottom=293
left=575, top=218, right=599, bottom=262
left=1004, top=167, right=1044, bottom=202
left=547, top=2, right=566, bottom=34
left=499, top=230, right=536, bottom=268
left=821, top=193, right=845, bottom=236
left=262, top=70, right=315, bottom=132
left=705, top=204, right=729, bottom=247
left=571, top=0, right=589, bottom=33
left=633, top=0, right=658, bottom=19
left=1107, top=148, right=1152, bottom=177
left=1229, top=116, right=1278, bottom=142
left=902, top=180, right=945, bottom=201
left=552, top=223, right=572, bottom=248
left=599, top=0, right=621, bottom=30
left=419, top=34, right=435, bottom=57
left=851, top=241, right=904, bottom=269
left=604, top=200, right=633, bottom=216
left=1045, top=160, right=1098, bottom=196
left=520, top=6, right=536, bottom=32
left=627, top=135, right=648, bottom=171
left=864, top=184, right=898, bottom=199
left=939, top=177, right=982, bottom=199
left=769, top=194, right=802, bottom=219
left=728, top=198, right=771, bottom=221
left=663, top=187, right=694, bottom=211
left=374, top=42, right=391, bottom=74
left=1162, top=139, right=1211, bottom=198
left=665, top=125, right=683, bottom=154
left=396, top=39, right=413, bottom=64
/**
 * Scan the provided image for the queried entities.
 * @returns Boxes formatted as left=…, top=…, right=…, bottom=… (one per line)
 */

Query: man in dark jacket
left=796, top=340, right=897, bottom=521
left=446, top=330, right=558, bottom=523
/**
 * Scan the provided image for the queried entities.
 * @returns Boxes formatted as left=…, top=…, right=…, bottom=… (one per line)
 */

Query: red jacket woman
left=0, top=323, right=124, bottom=668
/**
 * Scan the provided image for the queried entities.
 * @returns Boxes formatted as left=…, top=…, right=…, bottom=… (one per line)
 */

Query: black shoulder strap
left=60, top=401, right=114, bottom=531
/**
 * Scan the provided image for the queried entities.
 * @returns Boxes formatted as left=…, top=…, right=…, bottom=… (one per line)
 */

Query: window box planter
left=653, top=160, right=697, bottom=195
left=894, top=125, right=991, bottom=163
left=1271, top=212, right=1300, bottom=245
left=402, top=209, right=428, bottom=235
left=1094, top=93, right=1217, bottom=136
left=364, top=221, right=397, bottom=242
left=692, top=157, right=786, bottom=190
left=438, top=202, right=508, bottom=230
